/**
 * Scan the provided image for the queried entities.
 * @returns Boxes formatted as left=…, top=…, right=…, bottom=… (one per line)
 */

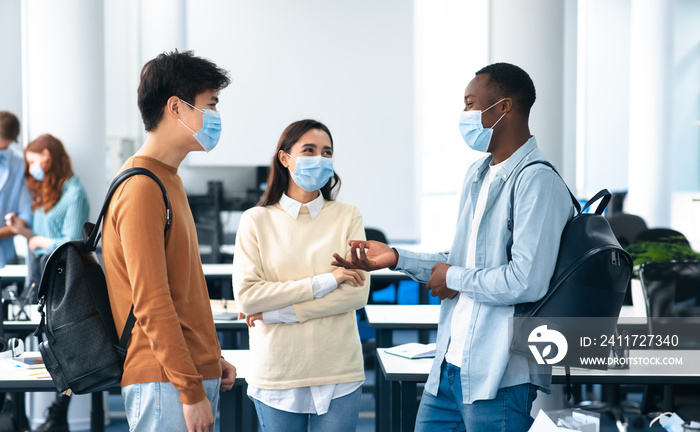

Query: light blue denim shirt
left=395, top=137, right=574, bottom=404
left=0, top=147, right=33, bottom=267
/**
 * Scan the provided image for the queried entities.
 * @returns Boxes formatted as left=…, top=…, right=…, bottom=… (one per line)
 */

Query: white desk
left=377, top=348, right=700, bottom=432
left=0, top=350, right=255, bottom=432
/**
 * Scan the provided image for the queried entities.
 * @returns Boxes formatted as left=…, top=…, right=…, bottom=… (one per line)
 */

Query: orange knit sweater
left=103, top=156, right=221, bottom=404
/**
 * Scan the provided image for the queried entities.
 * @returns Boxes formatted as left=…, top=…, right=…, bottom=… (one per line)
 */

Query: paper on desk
left=529, top=410, right=577, bottom=432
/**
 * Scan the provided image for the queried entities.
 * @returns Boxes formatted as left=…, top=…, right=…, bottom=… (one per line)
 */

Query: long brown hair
left=258, top=119, right=341, bottom=206
left=25, top=134, right=74, bottom=212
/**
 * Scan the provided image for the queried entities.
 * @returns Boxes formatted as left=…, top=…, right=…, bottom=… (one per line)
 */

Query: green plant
left=626, top=237, right=700, bottom=267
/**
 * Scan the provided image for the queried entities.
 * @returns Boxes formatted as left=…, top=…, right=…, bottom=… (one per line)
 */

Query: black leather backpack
left=507, top=161, right=633, bottom=370
left=34, top=168, right=171, bottom=394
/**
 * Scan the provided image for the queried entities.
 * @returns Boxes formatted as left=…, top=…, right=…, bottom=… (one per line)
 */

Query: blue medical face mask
left=287, top=154, right=335, bottom=193
left=30, top=163, right=44, bottom=181
left=178, top=99, right=222, bottom=152
left=458, top=98, right=507, bottom=152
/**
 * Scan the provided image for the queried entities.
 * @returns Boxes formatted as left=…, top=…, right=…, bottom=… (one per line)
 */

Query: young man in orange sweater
left=102, top=50, right=235, bottom=432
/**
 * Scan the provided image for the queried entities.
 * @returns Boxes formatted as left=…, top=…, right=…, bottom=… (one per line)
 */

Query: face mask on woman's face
left=30, top=163, right=44, bottom=181
left=286, top=154, right=334, bottom=192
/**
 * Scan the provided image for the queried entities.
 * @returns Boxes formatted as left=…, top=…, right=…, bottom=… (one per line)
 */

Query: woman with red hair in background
left=5, top=133, right=89, bottom=431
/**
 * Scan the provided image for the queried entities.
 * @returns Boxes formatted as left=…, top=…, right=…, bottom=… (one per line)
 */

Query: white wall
left=490, top=0, right=566, bottom=173
left=414, top=0, right=489, bottom=251
left=180, top=0, right=417, bottom=241
left=577, top=0, right=631, bottom=199
left=0, top=0, right=23, bottom=142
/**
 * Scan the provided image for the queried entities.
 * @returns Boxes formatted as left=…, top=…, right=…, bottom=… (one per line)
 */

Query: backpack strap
left=86, top=167, right=172, bottom=250
left=506, top=161, right=612, bottom=317
left=506, top=161, right=577, bottom=318
left=89, top=167, right=172, bottom=361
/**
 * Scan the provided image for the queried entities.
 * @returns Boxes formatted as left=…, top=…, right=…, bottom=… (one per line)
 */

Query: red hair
left=25, top=134, right=74, bottom=212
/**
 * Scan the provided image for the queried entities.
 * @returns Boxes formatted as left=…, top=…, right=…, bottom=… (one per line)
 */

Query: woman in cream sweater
left=233, top=119, right=370, bottom=432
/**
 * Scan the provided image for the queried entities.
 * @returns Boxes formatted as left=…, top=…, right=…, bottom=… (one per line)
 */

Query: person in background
left=234, top=119, right=370, bottom=432
left=0, top=110, right=33, bottom=428
left=0, top=111, right=32, bottom=273
left=6, top=133, right=89, bottom=432
left=102, top=50, right=235, bottom=432
left=333, top=63, right=574, bottom=431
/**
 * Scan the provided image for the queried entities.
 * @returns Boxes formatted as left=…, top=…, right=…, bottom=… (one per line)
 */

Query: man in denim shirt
left=333, top=63, right=574, bottom=431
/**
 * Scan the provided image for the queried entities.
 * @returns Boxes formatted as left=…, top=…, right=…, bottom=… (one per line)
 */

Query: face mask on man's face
left=458, top=98, right=507, bottom=152
left=178, top=99, right=222, bottom=152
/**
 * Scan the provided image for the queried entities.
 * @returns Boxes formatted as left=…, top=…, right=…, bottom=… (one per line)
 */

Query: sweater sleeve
left=292, top=207, right=370, bottom=323
left=48, top=181, right=90, bottom=252
left=112, top=177, right=206, bottom=405
left=233, top=210, right=315, bottom=315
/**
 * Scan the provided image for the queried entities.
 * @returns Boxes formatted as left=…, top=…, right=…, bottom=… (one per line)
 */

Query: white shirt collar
left=279, top=193, right=325, bottom=220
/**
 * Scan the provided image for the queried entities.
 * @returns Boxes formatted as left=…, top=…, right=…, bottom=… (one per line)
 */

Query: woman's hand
left=331, top=267, right=365, bottom=287
left=332, top=240, right=399, bottom=271
left=244, top=312, right=263, bottom=327
left=28, top=236, right=51, bottom=251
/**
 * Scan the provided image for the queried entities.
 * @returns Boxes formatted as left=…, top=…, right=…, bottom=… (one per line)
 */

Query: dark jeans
left=415, top=362, right=538, bottom=432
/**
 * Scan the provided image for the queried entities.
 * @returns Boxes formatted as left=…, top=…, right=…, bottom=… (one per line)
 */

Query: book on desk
left=385, top=342, right=436, bottom=359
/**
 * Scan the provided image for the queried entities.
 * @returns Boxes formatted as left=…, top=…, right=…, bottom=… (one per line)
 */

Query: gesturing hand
left=426, top=262, right=458, bottom=300
left=331, top=240, right=399, bottom=272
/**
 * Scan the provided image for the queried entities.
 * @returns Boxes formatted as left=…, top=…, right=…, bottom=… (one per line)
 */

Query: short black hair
left=0, top=110, right=20, bottom=142
left=137, top=50, right=231, bottom=132
left=475, top=63, right=536, bottom=116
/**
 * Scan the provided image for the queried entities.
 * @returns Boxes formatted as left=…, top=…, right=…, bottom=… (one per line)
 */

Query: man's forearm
left=0, top=226, right=15, bottom=240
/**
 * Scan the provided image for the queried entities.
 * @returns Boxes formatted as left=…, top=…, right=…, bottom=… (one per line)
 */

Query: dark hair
left=25, top=134, right=74, bottom=212
left=258, top=119, right=341, bottom=207
left=0, top=111, right=20, bottom=142
left=475, top=63, right=536, bottom=116
left=137, top=50, right=231, bottom=132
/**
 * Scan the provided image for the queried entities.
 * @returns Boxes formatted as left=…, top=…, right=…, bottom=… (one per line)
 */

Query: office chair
left=607, top=213, right=647, bottom=248
left=638, top=260, right=700, bottom=420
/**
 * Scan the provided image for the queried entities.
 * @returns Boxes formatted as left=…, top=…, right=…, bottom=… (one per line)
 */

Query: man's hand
left=183, top=397, right=214, bottom=432
left=426, top=262, right=458, bottom=300
left=220, top=358, right=236, bottom=392
left=331, top=240, right=399, bottom=271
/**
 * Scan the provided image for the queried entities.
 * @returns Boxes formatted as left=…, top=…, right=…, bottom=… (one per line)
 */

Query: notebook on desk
left=385, top=342, right=436, bottom=360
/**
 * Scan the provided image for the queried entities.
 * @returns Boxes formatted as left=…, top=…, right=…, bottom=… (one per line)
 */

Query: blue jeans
left=415, top=362, right=538, bottom=432
left=251, top=387, right=362, bottom=432
left=122, top=378, right=221, bottom=432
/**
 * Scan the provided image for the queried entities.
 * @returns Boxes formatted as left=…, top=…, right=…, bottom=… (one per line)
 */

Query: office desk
left=3, top=319, right=249, bottom=349
left=0, top=264, right=26, bottom=285
left=365, top=304, right=439, bottom=432
left=377, top=348, right=700, bottom=432
left=366, top=303, right=646, bottom=432
left=0, top=350, right=255, bottom=432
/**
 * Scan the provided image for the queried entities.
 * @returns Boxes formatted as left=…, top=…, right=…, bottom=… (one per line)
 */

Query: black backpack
left=506, top=161, right=633, bottom=370
left=34, top=168, right=171, bottom=394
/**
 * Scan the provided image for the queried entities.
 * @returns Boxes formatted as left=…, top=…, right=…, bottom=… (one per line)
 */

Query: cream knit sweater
left=233, top=200, right=370, bottom=390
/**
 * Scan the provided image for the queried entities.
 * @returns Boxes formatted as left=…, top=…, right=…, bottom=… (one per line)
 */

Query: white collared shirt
left=279, top=192, right=325, bottom=220
left=248, top=193, right=364, bottom=414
